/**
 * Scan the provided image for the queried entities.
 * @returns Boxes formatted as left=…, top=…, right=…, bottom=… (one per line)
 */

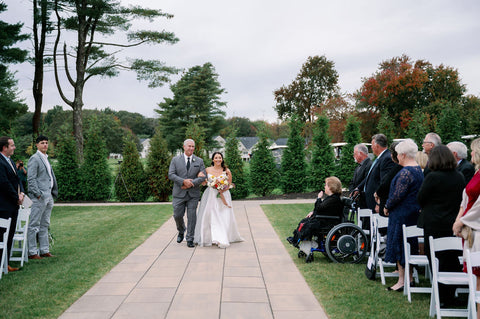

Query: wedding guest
left=27, top=135, right=58, bottom=259
left=374, top=141, right=402, bottom=216
left=16, top=160, right=27, bottom=192
left=448, top=141, right=475, bottom=185
left=418, top=145, right=465, bottom=306
left=287, top=176, right=344, bottom=255
left=349, top=144, right=371, bottom=208
left=355, top=134, right=396, bottom=214
left=453, top=138, right=480, bottom=313
left=383, top=139, right=424, bottom=292
left=415, top=151, right=428, bottom=170
left=422, top=132, right=442, bottom=177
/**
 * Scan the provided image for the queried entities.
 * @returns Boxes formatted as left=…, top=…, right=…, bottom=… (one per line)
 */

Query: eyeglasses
left=422, top=141, right=433, bottom=145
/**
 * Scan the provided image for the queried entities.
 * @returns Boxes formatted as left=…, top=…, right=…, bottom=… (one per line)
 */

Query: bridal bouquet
left=208, top=175, right=234, bottom=207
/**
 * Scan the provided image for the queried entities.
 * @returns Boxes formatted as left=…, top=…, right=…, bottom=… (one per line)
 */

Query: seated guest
left=447, top=141, right=475, bottom=185
left=417, top=145, right=465, bottom=306
left=349, top=144, right=372, bottom=208
left=383, top=139, right=424, bottom=292
left=287, top=177, right=344, bottom=254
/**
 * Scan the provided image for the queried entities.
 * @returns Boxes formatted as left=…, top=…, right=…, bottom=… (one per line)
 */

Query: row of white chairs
left=0, top=207, right=31, bottom=280
left=357, top=209, right=479, bottom=318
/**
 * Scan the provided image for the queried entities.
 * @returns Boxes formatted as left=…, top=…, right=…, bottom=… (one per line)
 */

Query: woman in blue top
left=383, top=139, right=424, bottom=292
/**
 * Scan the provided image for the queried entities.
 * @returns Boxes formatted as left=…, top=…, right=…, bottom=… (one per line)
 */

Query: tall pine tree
left=280, top=116, right=307, bottom=193
left=145, top=129, right=172, bottom=201
left=80, top=118, right=112, bottom=201
left=115, top=133, right=149, bottom=202
left=224, top=132, right=249, bottom=199
left=337, top=116, right=361, bottom=184
left=249, top=129, right=278, bottom=196
left=309, top=116, right=335, bottom=190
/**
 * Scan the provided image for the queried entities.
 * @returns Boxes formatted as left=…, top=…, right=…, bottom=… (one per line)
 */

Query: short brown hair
left=325, top=176, right=342, bottom=195
left=427, top=145, right=457, bottom=171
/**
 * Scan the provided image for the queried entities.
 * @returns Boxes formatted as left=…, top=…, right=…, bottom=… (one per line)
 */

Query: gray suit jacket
left=168, top=154, right=206, bottom=199
left=27, top=152, right=58, bottom=199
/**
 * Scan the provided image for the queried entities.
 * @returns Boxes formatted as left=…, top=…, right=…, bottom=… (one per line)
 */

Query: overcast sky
left=4, top=0, right=480, bottom=122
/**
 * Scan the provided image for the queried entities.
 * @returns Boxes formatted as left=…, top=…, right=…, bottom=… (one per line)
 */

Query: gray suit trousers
left=172, top=193, right=199, bottom=242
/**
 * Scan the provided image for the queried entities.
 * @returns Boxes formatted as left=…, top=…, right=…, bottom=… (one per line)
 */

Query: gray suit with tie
left=27, top=151, right=58, bottom=256
left=168, top=154, right=206, bottom=242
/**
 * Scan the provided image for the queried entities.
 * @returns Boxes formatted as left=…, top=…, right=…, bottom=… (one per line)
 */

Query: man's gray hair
left=354, top=144, right=368, bottom=155
left=395, top=138, right=418, bottom=159
left=183, top=139, right=195, bottom=146
left=372, top=134, right=388, bottom=148
left=425, top=132, right=442, bottom=146
left=447, top=141, right=468, bottom=159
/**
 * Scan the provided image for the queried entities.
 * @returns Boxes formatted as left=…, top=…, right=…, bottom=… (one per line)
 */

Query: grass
left=262, top=203, right=432, bottom=319
left=0, top=204, right=172, bottom=319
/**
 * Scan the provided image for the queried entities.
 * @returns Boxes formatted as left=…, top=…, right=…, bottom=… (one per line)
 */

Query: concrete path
left=58, top=199, right=328, bottom=319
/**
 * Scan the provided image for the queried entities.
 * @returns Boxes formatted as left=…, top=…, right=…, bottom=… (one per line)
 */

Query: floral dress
left=384, top=166, right=424, bottom=266
left=194, top=173, right=243, bottom=248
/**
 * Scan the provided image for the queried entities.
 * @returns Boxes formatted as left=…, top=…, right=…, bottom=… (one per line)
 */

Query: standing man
left=422, top=132, right=442, bottom=177
left=168, top=139, right=206, bottom=248
left=0, top=136, right=24, bottom=272
left=356, top=134, right=395, bottom=214
left=447, top=141, right=475, bottom=185
left=349, top=144, right=372, bottom=208
left=27, top=135, right=58, bottom=259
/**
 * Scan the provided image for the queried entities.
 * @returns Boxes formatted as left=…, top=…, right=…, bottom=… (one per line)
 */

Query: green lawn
left=0, top=204, right=172, bottom=319
left=262, top=203, right=432, bottom=319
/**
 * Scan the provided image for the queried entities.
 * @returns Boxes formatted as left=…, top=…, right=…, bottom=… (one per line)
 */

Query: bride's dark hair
left=211, top=152, right=227, bottom=171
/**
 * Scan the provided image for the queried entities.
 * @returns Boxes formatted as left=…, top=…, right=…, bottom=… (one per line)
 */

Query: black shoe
left=187, top=241, right=194, bottom=248
left=386, top=285, right=404, bottom=292
left=177, top=233, right=184, bottom=243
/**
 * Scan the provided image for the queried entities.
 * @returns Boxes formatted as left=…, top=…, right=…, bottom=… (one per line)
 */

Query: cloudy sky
left=4, top=0, right=480, bottom=122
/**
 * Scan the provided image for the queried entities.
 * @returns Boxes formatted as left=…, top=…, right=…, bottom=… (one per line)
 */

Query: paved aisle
left=59, top=200, right=327, bottom=319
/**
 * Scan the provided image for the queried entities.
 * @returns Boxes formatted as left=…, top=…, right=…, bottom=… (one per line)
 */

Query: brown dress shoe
left=28, top=254, right=42, bottom=260
left=40, top=252, right=55, bottom=258
left=8, top=265, right=19, bottom=272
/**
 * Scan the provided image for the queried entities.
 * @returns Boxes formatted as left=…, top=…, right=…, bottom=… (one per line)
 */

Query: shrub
left=145, top=129, right=172, bottom=201
left=224, top=132, right=249, bottom=199
left=280, top=117, right=307, bottom=193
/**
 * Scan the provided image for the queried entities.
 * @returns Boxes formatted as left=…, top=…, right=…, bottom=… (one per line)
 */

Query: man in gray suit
left=27, top=135, right=58, bottom=259
left=168, top=139, right=206, bottom=248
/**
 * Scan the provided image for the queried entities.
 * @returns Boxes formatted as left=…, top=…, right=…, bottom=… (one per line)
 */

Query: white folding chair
left=429, top=236, right=468, bottom=318
left=373, top=213, right=398, bottom=285
left=10, top=207, right=30, bottom=267
left=403, top=224, right=431, bottom=302
left=357, top=208, right=371, bottom=237
left=0, top=217, right=12, bottom=279
left=465, top=249, right=480, bottom=319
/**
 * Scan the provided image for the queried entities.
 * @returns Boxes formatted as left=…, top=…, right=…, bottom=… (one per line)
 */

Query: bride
left=194, top=152, right=243, bottom=248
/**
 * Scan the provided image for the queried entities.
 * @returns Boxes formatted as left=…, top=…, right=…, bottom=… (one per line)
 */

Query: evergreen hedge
left=280, top=117, right=307, bottom=193
left=224, top=132, right=249, bottom=199
left=145, top=129, right=172, bottom=201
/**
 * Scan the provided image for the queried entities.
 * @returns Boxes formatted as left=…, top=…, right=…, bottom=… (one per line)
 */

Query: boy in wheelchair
left=287, top=176, right=345, bottom=256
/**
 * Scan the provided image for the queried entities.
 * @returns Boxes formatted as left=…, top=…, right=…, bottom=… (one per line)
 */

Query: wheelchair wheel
left=298, top=250, right=307, bottom=258
left=325, top=223, right=368, bottom=264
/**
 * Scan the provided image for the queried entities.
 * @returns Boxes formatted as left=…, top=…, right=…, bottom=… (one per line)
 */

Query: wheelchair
left=295, top=196, right=368, bottom=264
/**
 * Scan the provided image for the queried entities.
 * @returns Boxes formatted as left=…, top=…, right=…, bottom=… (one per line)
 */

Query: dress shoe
left=7, top=265, right=19, bottom=272
left=187, top=241, right=194, bottom=248
left=177, top=233, right=184, bottom=243
left=386, top=285, right=404, bottom=292
left=28, top=254, right=42, bottom=260
left=40, top=252, right=55, bottom=258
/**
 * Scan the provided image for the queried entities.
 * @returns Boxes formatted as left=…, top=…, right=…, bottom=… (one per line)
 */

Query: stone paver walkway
left=58, top=199, right=328, bottom=319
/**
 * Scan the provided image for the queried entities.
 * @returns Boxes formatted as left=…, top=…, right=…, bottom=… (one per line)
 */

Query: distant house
left=269, top=138, right=288, bottom=164
left=209, top=136, right=259, bottom=162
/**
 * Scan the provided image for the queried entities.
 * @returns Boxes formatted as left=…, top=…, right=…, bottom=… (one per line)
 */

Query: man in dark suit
left=448, top=141, right=475, bottom=185
left=168, top=139, right=206, bottom=248
left=349, top=144, right=372, bottom=208
left=356, top=134, right=396, bottom=213
left=0, top=136, right=24, bottom=272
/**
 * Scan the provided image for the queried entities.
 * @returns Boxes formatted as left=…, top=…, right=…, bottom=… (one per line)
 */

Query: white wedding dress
left=194, top=173, right=244, bottom=248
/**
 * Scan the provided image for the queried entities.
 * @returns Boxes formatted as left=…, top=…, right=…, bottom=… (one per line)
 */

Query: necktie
left=187, top=157, right=190, bottom=171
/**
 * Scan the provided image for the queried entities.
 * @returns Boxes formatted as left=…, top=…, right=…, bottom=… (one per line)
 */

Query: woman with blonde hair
left=453, top=138, right=480, bottom=315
